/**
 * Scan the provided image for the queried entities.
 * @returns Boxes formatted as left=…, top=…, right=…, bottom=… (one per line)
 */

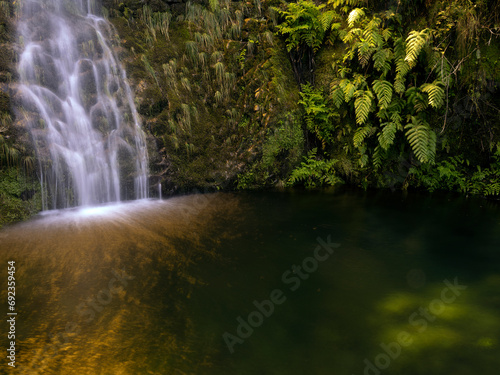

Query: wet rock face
left=102, top=0, right=205, bottom=15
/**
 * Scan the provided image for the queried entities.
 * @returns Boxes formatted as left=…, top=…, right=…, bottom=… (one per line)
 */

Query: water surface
left=1, top=190, right=499, bottom=374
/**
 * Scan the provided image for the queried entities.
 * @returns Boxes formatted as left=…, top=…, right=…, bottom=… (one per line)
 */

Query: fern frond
left=372, top=80, right=393, bottom=110
left=341, top=79, right=356, bottom=102
left=378, top=121, right=397, bottom=150
left=320, top=10, right=339, bottom=31
left=347, top=8, right=365, bottom=28
left=331, top=85, right=345, bottom=108
left=406, top=87, right=428, bottom=112
left=394, top=37, right=410, bottom=93
left=359, top=151, right=369, bottom=167
left=405, top=116, right=436, bottom=164
left=405, top=29, right=429, bottom=68
left=354, top=89, right=373, bottom=125
left=353, top=125, right=374, bottom=148
left=353, top=74, right=366, bottom=88
left=382, top=28, right=392, bottom=41
left=373, top=145, right=386, bottom=170
left=427, top=51, right=451, bottom=86
left=328, top=0, right=363, bottom=9
left=364, top=21, right=383, bottom=47
left=343, top=28, right=362, bottom=44
left=373, top=48, right=392, bottom=75
left=420, top=80, right=445, bottom=109
left=394, top=74, right=406, bottom=95
left=357, top=41, right=374, bottom=67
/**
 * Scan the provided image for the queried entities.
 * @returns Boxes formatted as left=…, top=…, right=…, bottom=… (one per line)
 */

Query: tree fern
left=405, top=116, right=436, bottom=164
left=354, top=89, right=373, bottom=125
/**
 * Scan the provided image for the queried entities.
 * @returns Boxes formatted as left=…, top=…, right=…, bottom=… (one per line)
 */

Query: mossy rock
left=0, top=91, right=10, bottom=113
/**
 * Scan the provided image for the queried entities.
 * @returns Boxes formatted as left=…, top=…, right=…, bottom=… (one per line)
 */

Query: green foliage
left=288, top=148, right=343, bottom=188
left=372, top=80, right=392, bottom=110
left=298, top=83, right=335, bottom=146
left=409, top=149, right=500, bottom=197
left=107, top=0, right=500, bottom=196
left=0, top=167, right=41, bottom=228
left=378, top=121, right=399, bottom=151
left=141, top=54, right=159, bottom=87
left=405, top=29, right=429, bottom=68
left=327, top=6, right=450, bottom=169
left=353, top=125, right=374, bottom=149
left=275, top=0, right=339, bottom=53
left=420, top=80, right=445, bottom=109
left=347, top=8, right=364, bottom=28
left=237, top=114, right=304, bottom=189
left=404, top=116, right=436, bottom=164
left=354, top=89, right=373, bottom=125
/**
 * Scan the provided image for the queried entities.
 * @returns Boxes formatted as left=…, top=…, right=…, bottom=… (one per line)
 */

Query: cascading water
left=16, top=0, right=148, bottom=209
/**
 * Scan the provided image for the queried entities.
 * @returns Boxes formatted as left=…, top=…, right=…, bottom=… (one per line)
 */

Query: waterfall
left=16, top=0, right=148, bottom=209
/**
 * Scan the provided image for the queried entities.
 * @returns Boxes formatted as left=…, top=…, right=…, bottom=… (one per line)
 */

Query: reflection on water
left=0, top=190, right=499, bottom=374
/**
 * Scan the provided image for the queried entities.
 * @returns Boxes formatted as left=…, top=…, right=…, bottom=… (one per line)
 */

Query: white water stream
left=17, top=0, right=148, bottom=209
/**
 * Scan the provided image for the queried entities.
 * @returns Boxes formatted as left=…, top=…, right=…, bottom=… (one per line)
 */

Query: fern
left=373, top=48, right=392, bottom=75
left=394, top=37, right=410, bottom=94
left=378, top=121, right=398, bottom=150
left=420, top=80, right=445, bottom=109
left=288, top=148, right=342, bottom=188
left=406, top=87, right=428, bottom=113
left=428, top=50, right=452, bottom=86
left=354, top=90, right=373, bottom=125
left=341, top=79, right=356, bottom=102
left=348, top=8, right=365, bottom=27
left=320, top=10, right=339, bottom=31
left=328, top=0, right=363, bottom=9
left=331, top=84, right=345, bottom=108
left=299, top=84, right=334, bottom=145
left=405, top=116, right=436, bottom=164
left=405, top=29, right=429, bottom=68
left=357, top=41, right=374, bottom=67
left=363, top=20, right=383, bottom=48
left=353, top=125, right=374, bottom=148
left=372, top=145, right=386, bottom=170
left=372, top=80, right=393, bottom=110
left=359, top=150, right=369, bottom=167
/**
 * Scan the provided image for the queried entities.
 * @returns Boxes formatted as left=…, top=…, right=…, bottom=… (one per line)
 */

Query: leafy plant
left=298, top=83, right=335, bottom=146
left=329, top=7, right=448, bottom=167
left=288, top=148, right=343, bottom=188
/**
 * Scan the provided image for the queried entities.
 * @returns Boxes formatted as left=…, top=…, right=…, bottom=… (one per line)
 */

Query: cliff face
left=0, top=0, right=499, bottom=226
left=107, top=0, right=303, bottom=193
left=0, top=4, right=42, bottom=227
left=109, top=0, right=499, bottom=195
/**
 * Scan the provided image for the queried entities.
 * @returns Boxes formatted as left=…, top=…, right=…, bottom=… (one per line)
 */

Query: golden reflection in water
left=0, top=194, right=242, bottom=374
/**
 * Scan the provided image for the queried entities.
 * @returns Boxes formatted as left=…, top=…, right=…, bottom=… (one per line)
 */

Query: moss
left=0, top=168, right=42, bottom=229
left=0, top=91, right=9, bottom=113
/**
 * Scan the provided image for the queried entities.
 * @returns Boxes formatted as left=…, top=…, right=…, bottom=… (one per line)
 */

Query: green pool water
left=0, top=189, right=499, bottom=374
